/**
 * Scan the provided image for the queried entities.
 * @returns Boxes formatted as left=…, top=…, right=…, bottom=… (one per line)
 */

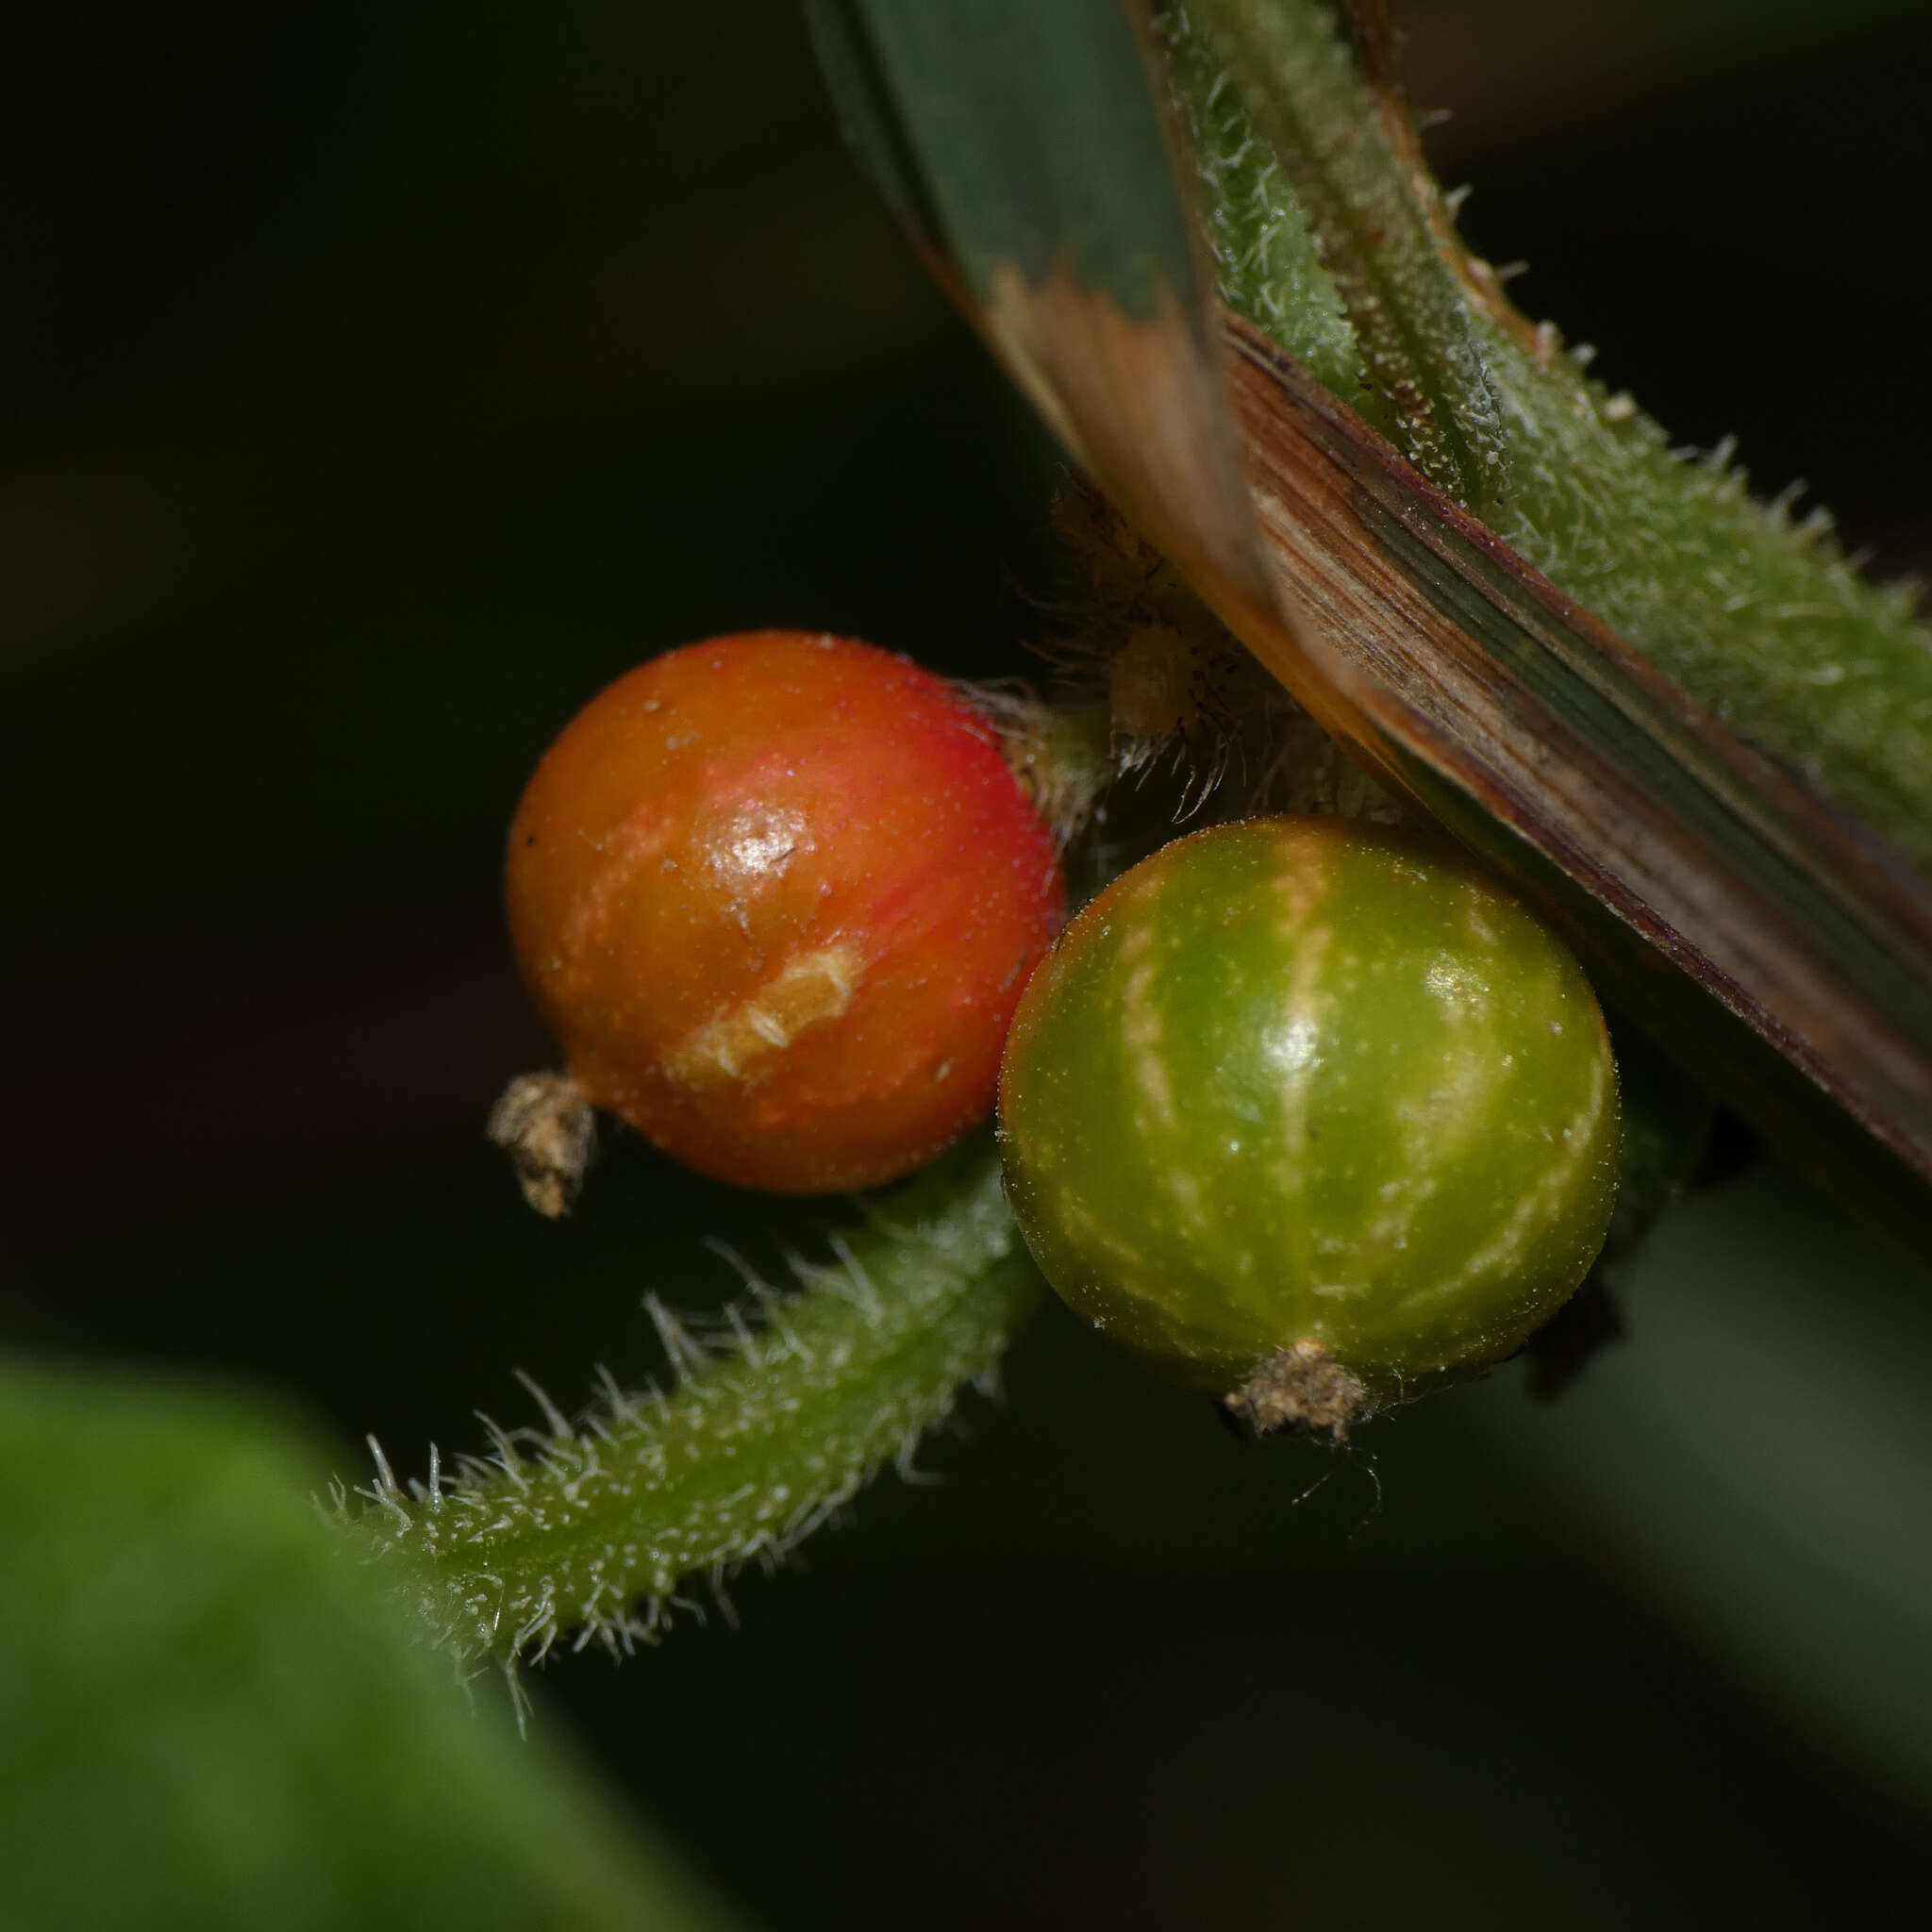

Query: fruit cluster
left=500, top=631, right=1618, bottom=1430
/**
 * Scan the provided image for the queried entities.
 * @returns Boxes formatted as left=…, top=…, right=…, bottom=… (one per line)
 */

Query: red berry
left=505, top=631, right=1063, bottom=1193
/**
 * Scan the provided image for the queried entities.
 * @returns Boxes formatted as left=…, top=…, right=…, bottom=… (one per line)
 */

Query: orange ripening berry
left=505, top=630, right=1064, bottom=1194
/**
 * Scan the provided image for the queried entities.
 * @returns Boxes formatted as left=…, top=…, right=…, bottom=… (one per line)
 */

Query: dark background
left=5, top=2, right=1932, bottom=1924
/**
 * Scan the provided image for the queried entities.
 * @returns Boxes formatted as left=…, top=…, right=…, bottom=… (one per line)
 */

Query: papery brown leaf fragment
left=1214, top=318, right=1932, bottom=1244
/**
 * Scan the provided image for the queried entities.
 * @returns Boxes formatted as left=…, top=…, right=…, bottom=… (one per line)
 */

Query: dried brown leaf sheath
left=1204, top=316, right=1932, bottom=1239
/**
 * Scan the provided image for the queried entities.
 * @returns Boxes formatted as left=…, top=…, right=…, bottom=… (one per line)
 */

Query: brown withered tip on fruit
left=488, top=1071, right=595, bottom=1219
left=1224, top=1339, right=1374, bottom=1443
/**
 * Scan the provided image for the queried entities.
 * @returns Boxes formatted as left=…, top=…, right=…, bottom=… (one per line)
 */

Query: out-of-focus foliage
left=1467, top=1162, right=1932, bottom=1818
left=0, top=1360, right=746, bottom=1931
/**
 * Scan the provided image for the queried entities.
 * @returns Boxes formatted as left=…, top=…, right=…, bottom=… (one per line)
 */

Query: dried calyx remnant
left=1226, top=1339, right=1374, bottom=1441
left=488, top=1071, right=594, bottom=1219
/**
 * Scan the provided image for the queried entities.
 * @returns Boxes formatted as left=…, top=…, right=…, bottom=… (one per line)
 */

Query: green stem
left=1180, top=0, right=1510, bottom=514
left=971, top=683, right=1115, bottom=841
left=1162, top=0, right=1932, bottom=875
left=349, top=1135, right=1037, bottom=1673
left=1159, top=3, right=1377, bottom=423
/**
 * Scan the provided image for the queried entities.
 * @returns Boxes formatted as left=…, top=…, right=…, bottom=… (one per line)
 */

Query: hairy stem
left=1161, top=0, right=1932, bottom=873
left=1179, top=0, right=1510, bottom=513
left=349, top=1135, right=1037, bottom=1673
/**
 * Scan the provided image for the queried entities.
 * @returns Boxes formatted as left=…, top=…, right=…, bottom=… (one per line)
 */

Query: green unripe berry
left=996, top=817, right=1620, bottom=1435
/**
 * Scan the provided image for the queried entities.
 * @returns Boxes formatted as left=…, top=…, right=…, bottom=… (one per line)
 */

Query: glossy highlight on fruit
left=508, top=631, right=1063, bottom=1193
left=997, top=816, right=1618, bottom=1428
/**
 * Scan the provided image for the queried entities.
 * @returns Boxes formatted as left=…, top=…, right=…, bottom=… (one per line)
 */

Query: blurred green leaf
left=0, top=1360, right=751, bottom=1932
left=1463, top=1162, right=1932, bottom=1817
